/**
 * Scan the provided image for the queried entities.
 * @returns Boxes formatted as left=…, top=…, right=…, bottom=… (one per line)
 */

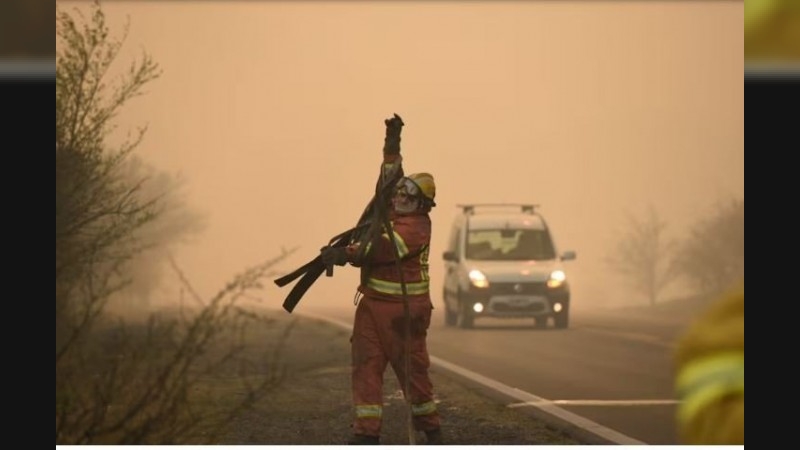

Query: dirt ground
left=216, top=312, right=585, bottom=445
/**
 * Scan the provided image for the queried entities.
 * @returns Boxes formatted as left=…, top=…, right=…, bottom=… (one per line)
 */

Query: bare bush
left=56, top=253, right=296, bottom=444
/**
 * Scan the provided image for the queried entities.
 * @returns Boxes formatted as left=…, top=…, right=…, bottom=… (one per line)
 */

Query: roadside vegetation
left=55, top=1, right=295, bottom=443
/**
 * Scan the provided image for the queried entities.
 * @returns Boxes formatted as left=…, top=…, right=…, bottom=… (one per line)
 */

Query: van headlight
left=547, top=270, right=567, bottom=289
left=468, top=269, right=489, bottom=288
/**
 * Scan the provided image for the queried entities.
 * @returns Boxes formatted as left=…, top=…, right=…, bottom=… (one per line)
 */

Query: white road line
left=297, top=310, right=647, bottom=445
left=430, top=356, right=647, bottom=445
left=509, top=399, right=679, bottom=407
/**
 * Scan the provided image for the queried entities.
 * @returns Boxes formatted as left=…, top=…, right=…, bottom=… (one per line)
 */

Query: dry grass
left=214, top=312, right=584, bottom=445
left=57, top=303, right=585, bottom=445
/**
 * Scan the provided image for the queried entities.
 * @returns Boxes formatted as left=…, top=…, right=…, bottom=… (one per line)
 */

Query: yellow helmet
left=398, top=172, right=437, bottom=208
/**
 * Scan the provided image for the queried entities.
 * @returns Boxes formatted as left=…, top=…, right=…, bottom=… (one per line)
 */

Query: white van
left=441, top=204, right=576, bottom=329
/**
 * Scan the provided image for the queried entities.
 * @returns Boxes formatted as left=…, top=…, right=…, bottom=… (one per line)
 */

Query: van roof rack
left=457, top=204, right=539, bottom=215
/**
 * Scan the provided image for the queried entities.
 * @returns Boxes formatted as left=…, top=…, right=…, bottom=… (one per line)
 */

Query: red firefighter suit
left=342, top=163, right=440, bottom=438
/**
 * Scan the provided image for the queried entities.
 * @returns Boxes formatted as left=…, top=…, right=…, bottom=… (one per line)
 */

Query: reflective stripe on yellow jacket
left=674, top=280, right=744, bottom=445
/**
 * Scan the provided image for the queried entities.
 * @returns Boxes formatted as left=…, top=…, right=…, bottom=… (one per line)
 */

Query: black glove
left=320, top=246, right=348, bottom=267
left=383, top=113, right=404, bottom=156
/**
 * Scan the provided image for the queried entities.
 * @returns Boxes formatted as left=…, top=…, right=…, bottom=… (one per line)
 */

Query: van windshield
left=466, top=229, right=556, bottom=261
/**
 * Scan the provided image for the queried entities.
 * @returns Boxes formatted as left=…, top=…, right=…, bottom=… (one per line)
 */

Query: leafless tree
left=672, top=197, right=744, bottom=296
left=56, top=0, right=162, bottom=360
left=56, top=2, right=297, bottom=443
left=605, top=204, right=678, bottom=306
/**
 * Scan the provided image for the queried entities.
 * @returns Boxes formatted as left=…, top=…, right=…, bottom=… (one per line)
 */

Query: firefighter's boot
left=425, top=429, right=443, bottom=445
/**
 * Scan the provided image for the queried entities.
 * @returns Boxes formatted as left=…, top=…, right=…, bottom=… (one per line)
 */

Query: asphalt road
left=303, top=298, right=707, bottom=445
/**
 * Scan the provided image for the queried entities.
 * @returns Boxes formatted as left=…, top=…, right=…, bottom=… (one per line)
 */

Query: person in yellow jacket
left=673, top=280, right=744, bottom=444
left=745, top=0, right=800, bottom=63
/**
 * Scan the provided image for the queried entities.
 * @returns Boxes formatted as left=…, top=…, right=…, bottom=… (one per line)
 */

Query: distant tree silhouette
left=605, top=204, right=678, bottom=306
left=672, top=198, right=744, bottom=296
left=111, top=156, right=208, bottom=312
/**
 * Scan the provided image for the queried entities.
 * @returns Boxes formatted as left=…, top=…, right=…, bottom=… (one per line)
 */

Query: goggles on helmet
left=395, top=177, right=421, bottom=198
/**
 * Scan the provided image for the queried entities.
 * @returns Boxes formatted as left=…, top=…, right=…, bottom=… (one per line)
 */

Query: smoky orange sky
left=58, top=0, right=744, bottom=312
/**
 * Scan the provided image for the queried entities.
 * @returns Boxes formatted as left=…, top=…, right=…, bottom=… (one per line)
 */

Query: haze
left=58, top=1, right=744, bottom=314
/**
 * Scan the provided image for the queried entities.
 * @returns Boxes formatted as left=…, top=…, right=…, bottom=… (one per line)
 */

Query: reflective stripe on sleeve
left=381, top=228, right=409, bottom=258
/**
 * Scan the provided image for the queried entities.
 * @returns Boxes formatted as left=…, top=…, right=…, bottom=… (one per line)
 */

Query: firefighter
left=673, top=280, right=744, bottom=444
left=321, top=115, right=442, bottom=445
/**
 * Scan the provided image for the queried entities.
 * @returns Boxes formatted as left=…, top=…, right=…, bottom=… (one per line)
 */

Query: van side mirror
left=560, top=250, right=576, bottom=261
left=442, top=250, right=458, bottom=262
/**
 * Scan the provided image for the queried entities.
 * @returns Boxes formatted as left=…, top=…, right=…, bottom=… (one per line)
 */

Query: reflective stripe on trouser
left=351, top=296, right=441, bottom=436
